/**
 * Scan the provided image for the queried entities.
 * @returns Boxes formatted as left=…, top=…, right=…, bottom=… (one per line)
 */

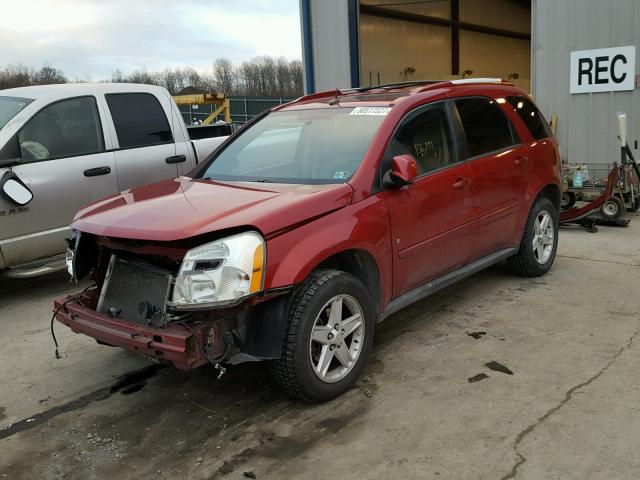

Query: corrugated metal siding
left=310, top=0, right=352, bottom=91
left=533, top=0, right=640, bottom=165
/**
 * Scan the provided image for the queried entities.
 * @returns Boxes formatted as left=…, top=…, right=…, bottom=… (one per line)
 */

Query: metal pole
left=244, top=97, right=248, bottom=123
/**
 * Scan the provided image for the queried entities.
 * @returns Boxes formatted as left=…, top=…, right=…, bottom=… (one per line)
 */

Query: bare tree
left=213, top=58, right=234, bottom=96
left=111, top=69, right=125, bottom=83
left=289, top=60, right=303, bottom=96
left=1, top=56, right=304, bottom=97
left=0, top=64, right=31, bottom=89
left=33, top=65, right=66, bottom=85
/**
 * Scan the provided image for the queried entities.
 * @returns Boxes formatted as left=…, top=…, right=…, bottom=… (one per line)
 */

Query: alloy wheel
left=532, top=209, right=554, bottom=264
left=309, top=294, right=365, bottom=383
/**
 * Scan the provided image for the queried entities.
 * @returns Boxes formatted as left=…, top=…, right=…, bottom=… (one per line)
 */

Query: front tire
left=507, top=197, right=558, bottom=277
left=269, top=269, right=375, bottom=402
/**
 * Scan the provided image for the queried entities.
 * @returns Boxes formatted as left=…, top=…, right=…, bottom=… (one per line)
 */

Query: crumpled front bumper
left=54, top=296, right=214, bottom=370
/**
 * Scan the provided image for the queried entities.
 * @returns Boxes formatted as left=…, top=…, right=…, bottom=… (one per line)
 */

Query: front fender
left=264, top=195, right=393, bottom=310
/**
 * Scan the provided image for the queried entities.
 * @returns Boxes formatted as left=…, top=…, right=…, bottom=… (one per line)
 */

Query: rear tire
left=269, top=269, right=375, bottom=403
left=507, top=197, right=558, bottom=277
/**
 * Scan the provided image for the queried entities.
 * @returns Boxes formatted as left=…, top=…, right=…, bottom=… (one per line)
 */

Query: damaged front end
left=55, top=230, right=291, bottom=370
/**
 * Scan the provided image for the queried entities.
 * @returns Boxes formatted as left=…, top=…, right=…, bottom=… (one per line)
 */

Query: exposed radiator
left=97, top=255, right=173, bottom=327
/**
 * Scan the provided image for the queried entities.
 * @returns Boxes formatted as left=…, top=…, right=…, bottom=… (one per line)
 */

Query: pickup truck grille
left=97, top=255, right=172, bottom=327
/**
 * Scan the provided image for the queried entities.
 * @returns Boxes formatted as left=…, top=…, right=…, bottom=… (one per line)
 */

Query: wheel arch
left=535, top=182, right=561, bottom=213
left=315, top=248, right=382, bottom=319
left=244, top=248, right=383, bottom=362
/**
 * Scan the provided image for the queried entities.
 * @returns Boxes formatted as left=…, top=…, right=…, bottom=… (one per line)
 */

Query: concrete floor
left=1, top=213, right=639, bottom=479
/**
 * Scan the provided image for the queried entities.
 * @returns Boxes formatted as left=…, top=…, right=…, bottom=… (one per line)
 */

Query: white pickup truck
left=0, top=83, right=228, bottom=277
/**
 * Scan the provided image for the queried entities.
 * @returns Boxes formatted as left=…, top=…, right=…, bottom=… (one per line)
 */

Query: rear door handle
left=514, top=156, right=528, bottom=166
left=84, top=166, right=111, bottom=177
left=165, top=154, right=187, bottom=164
left=452, top=178, right=470, bottom=190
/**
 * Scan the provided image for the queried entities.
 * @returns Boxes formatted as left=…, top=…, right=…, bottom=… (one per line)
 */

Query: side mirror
left=1, top=172, right=33, bottom=206
left=383, top=154, right=419, bottom=188
left=0, top=134, right=21, bottom=167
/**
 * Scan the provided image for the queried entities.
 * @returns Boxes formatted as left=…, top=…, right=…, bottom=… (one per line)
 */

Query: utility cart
left=561, top=162, right=639, bottom=218
left=560, top=111, right=640, bottom=231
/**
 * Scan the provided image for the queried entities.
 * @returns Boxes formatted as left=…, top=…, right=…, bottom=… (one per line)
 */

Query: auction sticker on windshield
left=350, top=106, right=391, bottom=116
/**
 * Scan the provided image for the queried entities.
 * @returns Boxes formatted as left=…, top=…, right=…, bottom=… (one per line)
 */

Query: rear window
left=455, top=97, right=517, bottom=158
left=507, top=96, right=553, bottom=140
left=106, top=93, right=173, bottom=148
left=0, top=96, right=33, bottom=131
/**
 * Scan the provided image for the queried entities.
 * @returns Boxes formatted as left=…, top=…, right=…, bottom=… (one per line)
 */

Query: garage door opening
left=356, top=0, right=531, bottom=91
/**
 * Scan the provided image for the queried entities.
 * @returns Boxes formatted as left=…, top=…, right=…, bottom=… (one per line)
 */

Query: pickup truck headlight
left=172, top=231, right=265, bottom=307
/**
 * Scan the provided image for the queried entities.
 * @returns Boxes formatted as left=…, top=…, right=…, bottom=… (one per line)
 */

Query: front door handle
left=84, top=166, right=111, bottom=177
left=165, top=154, right=187, bottom=164
left=452, top=178, right=470, bottom=190
left=514, top=156, right=528, bottom=166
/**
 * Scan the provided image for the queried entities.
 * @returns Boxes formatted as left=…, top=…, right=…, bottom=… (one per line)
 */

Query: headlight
left=171, top=231, right=265, bottom=307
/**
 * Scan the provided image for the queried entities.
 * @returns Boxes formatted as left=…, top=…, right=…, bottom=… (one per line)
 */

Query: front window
left=201, top=107, right=388, bottom=184
left=18, top=96, right=104, bottom=161
left=0, top=96, right=33, bottom=131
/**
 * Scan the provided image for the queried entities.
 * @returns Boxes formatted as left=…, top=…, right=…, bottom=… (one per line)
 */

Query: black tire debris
left=468, top=373, right=489, bottom=383
left=485, top=361, right=514, bottom=375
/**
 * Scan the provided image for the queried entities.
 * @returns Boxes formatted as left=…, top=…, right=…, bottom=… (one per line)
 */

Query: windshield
left=0, top=96, right=33, bottom=131
left=201, top=107, right=389, bottom=184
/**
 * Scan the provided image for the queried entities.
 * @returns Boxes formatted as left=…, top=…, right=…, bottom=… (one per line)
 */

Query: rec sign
left=570, top=46, right=636, bottom=94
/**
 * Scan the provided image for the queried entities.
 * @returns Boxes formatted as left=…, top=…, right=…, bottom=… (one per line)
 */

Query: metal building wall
left=299, top=0, right=357, bottom=93
left=532, top=0, right=640, bottom=165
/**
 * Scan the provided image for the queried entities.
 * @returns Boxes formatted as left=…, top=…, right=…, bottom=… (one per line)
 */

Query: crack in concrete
left=499, top=326, right=640, bottom=480
left=556, top=254, right=640, bottom=268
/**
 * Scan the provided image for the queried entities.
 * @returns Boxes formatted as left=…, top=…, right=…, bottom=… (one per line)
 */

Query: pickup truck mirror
left=0, top=157, right=20, bottom=168
left=1, top=171, right=33, bottom=206
left=383, top=154, right=418, bottom=189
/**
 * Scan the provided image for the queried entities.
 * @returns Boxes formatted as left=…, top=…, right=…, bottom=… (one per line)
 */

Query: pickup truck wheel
left=269, top=269, right=375, bottom=403
left=506, top=197, right=558, bottom=277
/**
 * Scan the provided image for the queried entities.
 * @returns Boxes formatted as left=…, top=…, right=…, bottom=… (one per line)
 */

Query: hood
left=72, top=177, right=353, bottom=241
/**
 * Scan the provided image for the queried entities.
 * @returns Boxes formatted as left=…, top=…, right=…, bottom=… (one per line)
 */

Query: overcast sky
left=0, top=0, right=302, bottom=80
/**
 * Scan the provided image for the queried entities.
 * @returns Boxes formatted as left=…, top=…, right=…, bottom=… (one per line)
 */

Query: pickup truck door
left=382, top=101, right=475, bottom=297
left=102, top=92, right=195, bottom=191
left=0, top=95, right=117, bottom=267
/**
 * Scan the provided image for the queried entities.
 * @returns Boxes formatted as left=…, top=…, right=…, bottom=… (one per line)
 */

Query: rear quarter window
left=507, top=96, right=553, bottom=140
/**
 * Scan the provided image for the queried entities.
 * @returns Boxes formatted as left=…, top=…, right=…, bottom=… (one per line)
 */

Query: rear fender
left=517, top=176, right=561, bottom=242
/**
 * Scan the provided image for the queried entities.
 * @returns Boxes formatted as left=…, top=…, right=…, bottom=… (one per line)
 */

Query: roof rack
left=290, top=78, right=512, bottom=105
left=348, top=80, right=443, bottom=93
left=449, top=77, right=506, bottom=85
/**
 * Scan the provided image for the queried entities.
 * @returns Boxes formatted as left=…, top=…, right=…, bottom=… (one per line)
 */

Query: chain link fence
left=178, top=97, right=296, bottom=125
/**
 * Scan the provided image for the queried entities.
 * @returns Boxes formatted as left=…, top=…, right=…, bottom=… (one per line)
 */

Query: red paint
left=58, top=80, right=561, bottom=367
left=391, top=155, right=419, bottom=183
left=54, top=298, right=211, bottom=370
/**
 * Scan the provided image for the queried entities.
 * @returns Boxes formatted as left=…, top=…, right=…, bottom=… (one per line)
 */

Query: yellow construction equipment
left=173, top=93, right=231, bottom=124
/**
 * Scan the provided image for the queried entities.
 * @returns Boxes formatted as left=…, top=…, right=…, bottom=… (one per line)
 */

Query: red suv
left=57, top=79, right=561, bottom=402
